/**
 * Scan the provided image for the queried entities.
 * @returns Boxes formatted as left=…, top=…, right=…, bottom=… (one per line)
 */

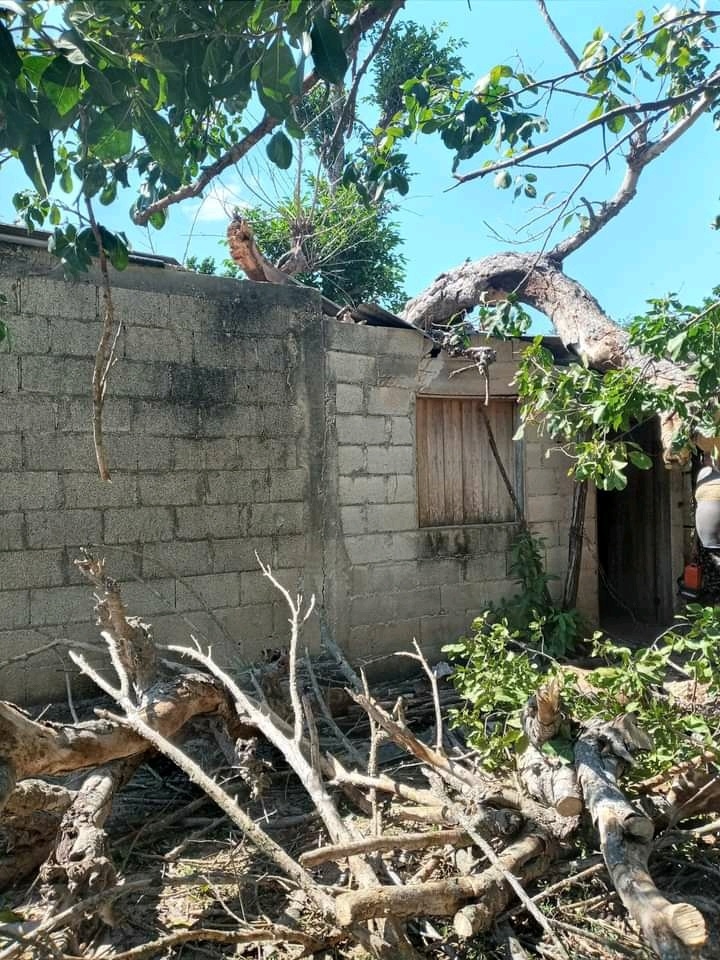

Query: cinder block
left=351, top=565, right=370, bottom=595
left=0, top=355, right=19, bottom=393
left=248, top=502, right=306, bottom=536
left=367, top=560, right=418, bottom=593
left=21, top=277, right=97, bottom=319
left=132, top=400, right=199, bottom=437
left=3, top=315, right=51, bottom=353
left=237, top=438, right=295, bottom=471
left=526, top=467, right=565, bottom=497
left=104, top=507, right=174, bottom=543
left=198, top=404, right=263, bottom=438
left=376, top=355, right=422, bottom=384
left=241, top=568, right=301, bottom=605
left=419, top=613, right=471, bottom=653
left=211, top=537, right=269, bottom=573
left=366, top=445, right=414, bottom=475
left=327, top=351, right=376, bottom=384
left=175, top=572, right=240, bottom=612
left=124, top=325, right=193, bottom=363
left=367, top=387, right=412, bottom=416
left=389, top=416, right=413, bottom=445
left=338, top=476, right=386, bottom=505
left=269, top=469, right=307, bottom=502
left=0, top=589, right=29, bottom=628
left=118, top=577, right=177, bottom=617
left=112, top=287, right=170, bottom=327
left=385, top=474, right=415, bottom=503
left=262, top=404, right=304, bottom=438
left=111, top=361, right=171, bottom=398
left=440, top=582, right=485, bottom=614
left=526, top=494, right=568, bottom=524
left=341, top=506, right=365, bottom=535
left=338, top=445, right=365, bottom=474
left=2, top=472, right=61, bottom=511
left=0, top=397, right=57, bottom=432
left=366, top=503, right=416, bottom=533
left=30, top=584, right=92, bottom=625
left=63, top=473, right=136, bottom=509
left=20, top=356, right=93, bottom=396
left=58, top=397, right=131, bottom=433
left=335, top=415, right=388, bottom=445
left=390, top=531, right=419, bottom=560
left=236, top=371, right=293, bottom=407
left=349, top=593, right=395, bottom=626
left=250, top=337, right=290, bottom=372
left=0, top=435, right=22, bottom=470
left=343, top=533, right=391, bottom=566
left=206, top=470, right=270, bottom=505
left=335, top=383, right=364, bottom=414
left=142, top=540, right=212, bottom=578
left=272, top=534, right=307, bottom=568
left=139, top=472, right=201, bottom=506
left=366, top=617, right=421, bottom=658
left=49, top=319, right=103, bottom=356
left=23, top=433, right=96, bottom=472
left=394, top=587, right=441, bottom=620
left=174, top=438, right=239, bottom=470
left=108, top=435, right=174, bottom=471
left=0, top=512, right=24, bottom=550
left=177, top=505, right=242, bottom=539
left=416, top=559, right=463, bottom=587
left=26, top=509, right=102, bottom=548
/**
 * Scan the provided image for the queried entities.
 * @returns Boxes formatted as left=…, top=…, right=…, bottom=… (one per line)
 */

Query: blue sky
left=1, top=0, right=718, bottom=327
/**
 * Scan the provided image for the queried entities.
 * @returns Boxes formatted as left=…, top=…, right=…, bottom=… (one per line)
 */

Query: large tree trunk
left=403, top=252, right=698, bottom=459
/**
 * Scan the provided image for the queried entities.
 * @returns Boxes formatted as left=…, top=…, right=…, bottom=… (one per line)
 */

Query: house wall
left=0, top=238, right=597, bottom=703
left=323, top=325, right=598, bottom=671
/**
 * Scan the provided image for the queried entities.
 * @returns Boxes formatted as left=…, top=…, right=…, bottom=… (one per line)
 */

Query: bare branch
left=537, top=0, right=580, bottom=68
left=552, top=77, right=719, bottom=259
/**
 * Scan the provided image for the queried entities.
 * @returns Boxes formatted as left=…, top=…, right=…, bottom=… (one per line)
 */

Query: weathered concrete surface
left=0, top=239, right=597, bottom=703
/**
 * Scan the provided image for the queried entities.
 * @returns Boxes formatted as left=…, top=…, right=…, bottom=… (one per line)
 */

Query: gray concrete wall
left=0, top=242, right=325, bottom=701
left=0, top=239, right=598, bottom=702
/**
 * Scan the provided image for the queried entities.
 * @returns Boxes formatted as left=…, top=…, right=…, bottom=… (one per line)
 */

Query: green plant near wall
left=484, top=528, right=585, bottom=658
left=444, top=602, right=720, bottom=778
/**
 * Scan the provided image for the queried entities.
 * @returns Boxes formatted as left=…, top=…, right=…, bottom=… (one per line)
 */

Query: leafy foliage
left=240, top=181, right=407, bottom=309
left=445, top=602, right=720, bottom=777
left=0, top=0, right=388, bottom=250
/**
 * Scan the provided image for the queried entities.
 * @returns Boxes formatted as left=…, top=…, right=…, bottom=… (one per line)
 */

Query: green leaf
left=666, top=330, right=688, bottom=360
left=266, top=129, right=293, bottom=169
left=261, top=35, right=299, bottom=96
left=628, top=450, right=653, bottom=470
left=494, top=170, right=512, bottom=189
left=606, top=112, right=625, bottom=134
left=0, top=22, right=22, bottom=80
left=87, top=110, right=132, bottom=161
left=134, top=102, right=184, bottom=177
left=40, top=56, right=82, bottom=116
left=310, top=15, right=348, bottom=84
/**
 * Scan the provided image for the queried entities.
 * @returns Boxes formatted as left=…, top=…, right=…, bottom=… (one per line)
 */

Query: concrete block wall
left=0, top=237, right=599, bottom=703
left=324, top=324, right=598, bottom=669
left=0, top=244, right=324, bottom=702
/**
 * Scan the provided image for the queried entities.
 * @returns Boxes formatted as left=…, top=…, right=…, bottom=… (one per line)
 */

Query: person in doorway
left=695, top=451, right=720, bottom=571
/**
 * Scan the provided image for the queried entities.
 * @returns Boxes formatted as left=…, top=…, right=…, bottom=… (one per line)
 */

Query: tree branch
left=453, top=74, right=720, bottom=186
left=131, top=0, right=403, bottom=227
left=551, top=76, right=718, bottom=259
left=536, top=0, right=580, bottom=69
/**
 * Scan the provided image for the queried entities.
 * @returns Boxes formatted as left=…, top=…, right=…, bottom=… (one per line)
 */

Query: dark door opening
left=596, top=419, right=674, bottom=630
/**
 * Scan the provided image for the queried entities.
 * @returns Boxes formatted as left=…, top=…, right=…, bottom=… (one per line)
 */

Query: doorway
left=596, top=419, right=674, bottom=629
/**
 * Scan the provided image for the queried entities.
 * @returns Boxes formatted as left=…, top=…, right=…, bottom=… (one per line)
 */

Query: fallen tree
left=1, top=557, right=720, bottom=960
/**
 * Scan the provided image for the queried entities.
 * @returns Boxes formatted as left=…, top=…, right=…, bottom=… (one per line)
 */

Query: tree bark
left=335, top=832, right=551, bottom=926
left=576, top=717, right=707, bottom=959
left=403, top=252, right=696, bottom=459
